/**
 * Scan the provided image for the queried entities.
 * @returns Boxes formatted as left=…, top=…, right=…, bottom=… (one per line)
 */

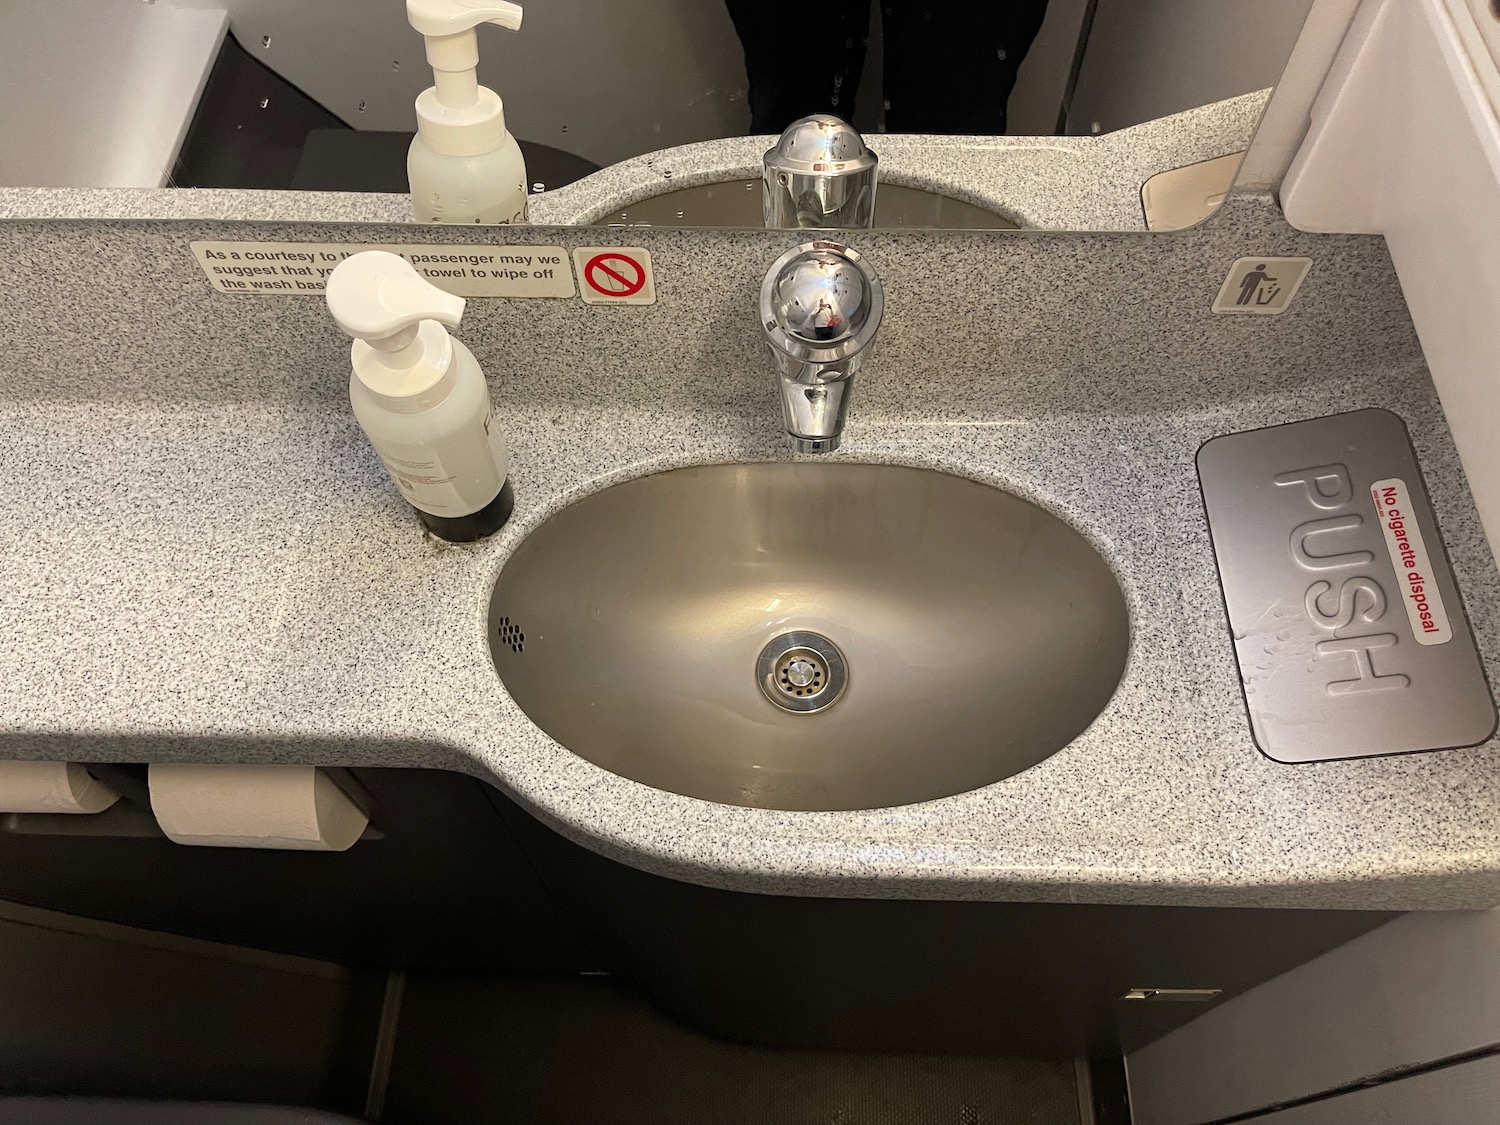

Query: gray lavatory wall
left=1126, top=908, right=1500, bottom=1125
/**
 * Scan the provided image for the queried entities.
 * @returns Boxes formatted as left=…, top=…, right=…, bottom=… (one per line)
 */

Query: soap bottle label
left=370, top=412, right=507, bottom=518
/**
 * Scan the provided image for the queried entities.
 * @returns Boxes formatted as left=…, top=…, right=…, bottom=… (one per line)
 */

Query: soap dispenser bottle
left=326, top=251, right=514, bottom=542
left=406, top=0, right=529, bottom=225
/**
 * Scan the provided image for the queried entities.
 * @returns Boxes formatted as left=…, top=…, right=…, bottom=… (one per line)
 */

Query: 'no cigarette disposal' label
left=1371, top=477, right=1452, bottom=645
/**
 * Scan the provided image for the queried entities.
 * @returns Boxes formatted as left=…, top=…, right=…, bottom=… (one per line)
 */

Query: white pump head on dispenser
left=326, top=251, right=467, bottom=400
left=407, top=0, right=523, bottom=157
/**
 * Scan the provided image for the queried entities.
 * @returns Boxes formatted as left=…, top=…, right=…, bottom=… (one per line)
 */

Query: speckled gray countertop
left=2, top=193, right=1498, bottom=911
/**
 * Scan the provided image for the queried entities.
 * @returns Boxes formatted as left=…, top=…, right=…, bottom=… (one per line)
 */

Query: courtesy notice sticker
left=1371, top=477, right=1452, bottom=645
left=190, top=241, right=576, bottom=298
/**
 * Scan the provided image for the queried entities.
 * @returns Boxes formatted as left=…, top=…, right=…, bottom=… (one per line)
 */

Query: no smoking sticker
left=574, top=247, right=657, bottom=305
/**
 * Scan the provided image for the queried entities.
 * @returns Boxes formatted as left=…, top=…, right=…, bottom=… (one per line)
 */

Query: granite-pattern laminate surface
left=0, top=91, right=1266, bottom=232
left=1, top=193, right=1498, bottom=911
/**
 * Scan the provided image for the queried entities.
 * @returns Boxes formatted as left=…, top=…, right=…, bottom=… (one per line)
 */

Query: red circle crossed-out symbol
left=583, top=252, right=646, bottom=298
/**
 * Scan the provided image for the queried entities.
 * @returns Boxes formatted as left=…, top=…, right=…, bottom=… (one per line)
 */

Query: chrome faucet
left=763, top=114, right=879, bottom=229
left=759, top=241, right=884, bottom=454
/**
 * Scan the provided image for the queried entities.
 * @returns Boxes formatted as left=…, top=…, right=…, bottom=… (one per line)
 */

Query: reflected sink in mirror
left=594, top=179, right=1021, bottom=230
left=488, top=464, right=1129, bottom=811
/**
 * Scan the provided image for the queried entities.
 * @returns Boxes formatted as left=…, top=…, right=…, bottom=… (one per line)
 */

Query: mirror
left=0, top=0, right=1316, bottom=232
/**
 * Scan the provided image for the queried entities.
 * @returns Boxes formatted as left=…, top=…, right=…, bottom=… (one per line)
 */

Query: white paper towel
left=0, top=761, right=121, bottom=814
left=148, top=764, right=369, bottom=851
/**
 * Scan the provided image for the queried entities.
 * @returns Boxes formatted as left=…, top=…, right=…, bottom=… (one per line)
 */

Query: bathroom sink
left=488, top=464, right=1128, bottom=811
left=594, top=180, right=1021, bottom=230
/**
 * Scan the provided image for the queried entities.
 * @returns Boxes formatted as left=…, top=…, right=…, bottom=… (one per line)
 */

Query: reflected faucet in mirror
left=762, top=114, right=880, bottom=229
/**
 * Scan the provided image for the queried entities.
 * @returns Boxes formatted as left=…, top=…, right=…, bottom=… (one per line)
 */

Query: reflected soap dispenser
left=326, top=251, right=514, bottom=542
left=406, top=0, right=528, bottom=225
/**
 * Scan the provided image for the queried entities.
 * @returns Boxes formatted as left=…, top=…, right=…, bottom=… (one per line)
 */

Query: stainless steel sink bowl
left=488, top=464, right=1128, bottom=811
left=594, top=180, right=1021, bottom=230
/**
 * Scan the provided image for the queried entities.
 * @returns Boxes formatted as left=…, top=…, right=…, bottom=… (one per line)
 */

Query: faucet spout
left=760, top=242, right=883, bottom=453
left=775, top=356, right=862, bottom=453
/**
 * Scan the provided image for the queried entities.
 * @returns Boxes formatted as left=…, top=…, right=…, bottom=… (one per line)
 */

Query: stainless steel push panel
left=1197, top=409, right=1495, bottom=763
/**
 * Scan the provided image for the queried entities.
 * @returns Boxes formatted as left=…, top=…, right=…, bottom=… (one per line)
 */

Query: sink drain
left=757, top=631, right=848, bottom=713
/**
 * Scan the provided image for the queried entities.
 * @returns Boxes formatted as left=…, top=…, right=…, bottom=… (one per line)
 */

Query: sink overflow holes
left=497, top=616, right=525, bottom=654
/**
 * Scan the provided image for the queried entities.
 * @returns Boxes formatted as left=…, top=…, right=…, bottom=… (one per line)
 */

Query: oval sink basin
left=595, top=180, right=1021, bottom=230
left=489, top=464, right=1128, bottom=811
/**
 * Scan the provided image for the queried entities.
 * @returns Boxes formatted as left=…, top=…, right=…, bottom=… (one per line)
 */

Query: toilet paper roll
left=0, top=762, right=121, bottom=814
left=148, top=764, right=369, bottom=851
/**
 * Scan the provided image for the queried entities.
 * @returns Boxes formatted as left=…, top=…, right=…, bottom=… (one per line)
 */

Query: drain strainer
left=757, top=631, right=848, bottom=713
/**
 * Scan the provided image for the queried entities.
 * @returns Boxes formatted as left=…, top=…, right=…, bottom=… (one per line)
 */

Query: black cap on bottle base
left=416, top=479, right=515, bottom=543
